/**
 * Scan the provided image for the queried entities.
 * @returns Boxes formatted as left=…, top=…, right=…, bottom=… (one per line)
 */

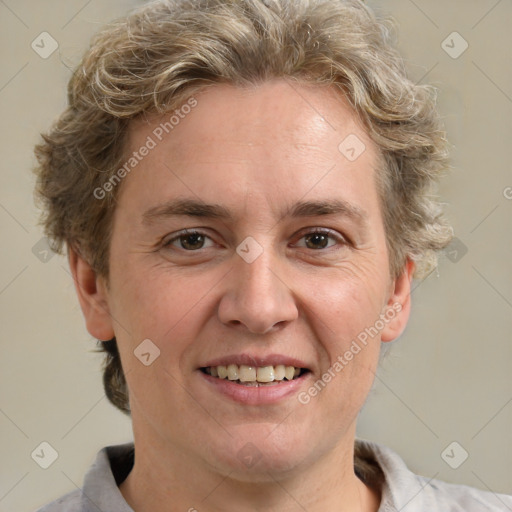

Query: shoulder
left=34, top=443, right=135, bottom=512
left=355, top=438, right=512, bottom=511
left=34, top=490, right=81, bottom=512
left=412, top=474, right=512, bottom=511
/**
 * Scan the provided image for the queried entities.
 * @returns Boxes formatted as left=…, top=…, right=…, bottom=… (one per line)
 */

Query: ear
left=68, top=245, right=115, bottom=341
left=380, top=258, right=415, bottom=343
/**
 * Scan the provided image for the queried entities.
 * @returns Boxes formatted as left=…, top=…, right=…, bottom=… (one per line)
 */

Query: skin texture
left=70, top=79, right=415, bottom=512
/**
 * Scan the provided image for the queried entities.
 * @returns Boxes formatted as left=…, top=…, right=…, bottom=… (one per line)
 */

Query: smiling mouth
left=201, top=364, right=310, bottom=386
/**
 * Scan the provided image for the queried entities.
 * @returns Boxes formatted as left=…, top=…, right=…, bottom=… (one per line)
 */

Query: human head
left=33, top=0, right=453, bottom=415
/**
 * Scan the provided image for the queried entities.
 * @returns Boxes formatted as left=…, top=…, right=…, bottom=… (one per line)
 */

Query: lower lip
left=198, top=370, right=310, bottom=405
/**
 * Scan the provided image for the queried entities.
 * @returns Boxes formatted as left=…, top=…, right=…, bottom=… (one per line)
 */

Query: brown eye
left=296, top=229, right=346, bottom=250
left=179, top=232, right=206, bottom=250
left=304, top=232, right=331, bottom=249
left=163, top=230, right=214, bottom=251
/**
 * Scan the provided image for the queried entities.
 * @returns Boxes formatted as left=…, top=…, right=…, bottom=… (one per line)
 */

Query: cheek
left=303, top=276, right=383, bottom=419
left=107, top=267, right=208, bottom=412
left=107, top=260, right=224, bottom=361
left=307, top=261, right=389, bottom=336
left=301, top=262, right=389, bottom=401
left=111, top=259, right=188, bottom=324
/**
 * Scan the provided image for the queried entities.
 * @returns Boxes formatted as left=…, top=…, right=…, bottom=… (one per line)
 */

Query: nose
left=217, top=246, right=299, bottom=335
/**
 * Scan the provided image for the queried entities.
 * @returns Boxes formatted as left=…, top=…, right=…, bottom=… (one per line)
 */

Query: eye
left=161, top=227, right=348, bottom=253
left=294, top=228, right=347, bottom=250
left=162, top=229, right=215, bottom=251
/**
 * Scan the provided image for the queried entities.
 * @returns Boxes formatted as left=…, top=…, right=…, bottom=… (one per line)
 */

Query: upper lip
left=200, top=353, right=310, bottom=370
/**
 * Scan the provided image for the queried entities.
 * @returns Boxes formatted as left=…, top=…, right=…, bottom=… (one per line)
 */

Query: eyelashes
left=163, top=229, right=215, bottom=251
left=161, top=227, right=349, bottom=253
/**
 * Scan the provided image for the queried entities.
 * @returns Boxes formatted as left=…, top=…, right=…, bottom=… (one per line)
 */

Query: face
left=76, top=80, right=413, bottom=479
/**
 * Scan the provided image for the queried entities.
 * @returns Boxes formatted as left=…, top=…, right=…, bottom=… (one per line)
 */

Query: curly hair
left=33, top=0, right=453, bottom=414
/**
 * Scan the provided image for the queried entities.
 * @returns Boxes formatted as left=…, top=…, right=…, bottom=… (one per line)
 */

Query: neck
left=119, top=423, right=381, bottom=512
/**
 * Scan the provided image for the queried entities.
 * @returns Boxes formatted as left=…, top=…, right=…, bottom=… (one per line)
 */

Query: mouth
left=200, top=364, right=311, bottom=387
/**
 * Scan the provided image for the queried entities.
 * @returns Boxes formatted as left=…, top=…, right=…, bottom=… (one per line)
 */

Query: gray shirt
left=36, top=439, right=512, bottom=511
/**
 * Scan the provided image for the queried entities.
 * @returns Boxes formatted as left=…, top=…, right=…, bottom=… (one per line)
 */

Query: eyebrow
left=142, top=198, right=368, bottom=226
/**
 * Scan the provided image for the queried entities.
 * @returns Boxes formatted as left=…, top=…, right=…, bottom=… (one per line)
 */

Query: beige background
left=1, top=0, right=511, bottom=510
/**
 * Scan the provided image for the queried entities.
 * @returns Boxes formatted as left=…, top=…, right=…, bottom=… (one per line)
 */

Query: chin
left=202, top=424, right=314, bottom=480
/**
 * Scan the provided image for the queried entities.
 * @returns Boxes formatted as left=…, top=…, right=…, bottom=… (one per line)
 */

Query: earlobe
left=380, top=258, right=415, bottom=343
left=68, top=245, right=115, bottom=341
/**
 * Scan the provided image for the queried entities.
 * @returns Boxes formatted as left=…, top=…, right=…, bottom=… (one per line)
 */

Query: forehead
left=132, top=80, right=372, bottom=154
left=120, top=80, right=380, bottom=220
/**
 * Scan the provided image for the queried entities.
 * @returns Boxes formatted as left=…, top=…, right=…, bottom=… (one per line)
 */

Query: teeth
left=205, top=364, right=303, bottom=383
left=227, top=364, right=239, bottom=381
left=256, top=366, right=274, bottom=382
left=239, top=365, right=256, bottom=382
left=274, top=364, right=285, bottom=380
